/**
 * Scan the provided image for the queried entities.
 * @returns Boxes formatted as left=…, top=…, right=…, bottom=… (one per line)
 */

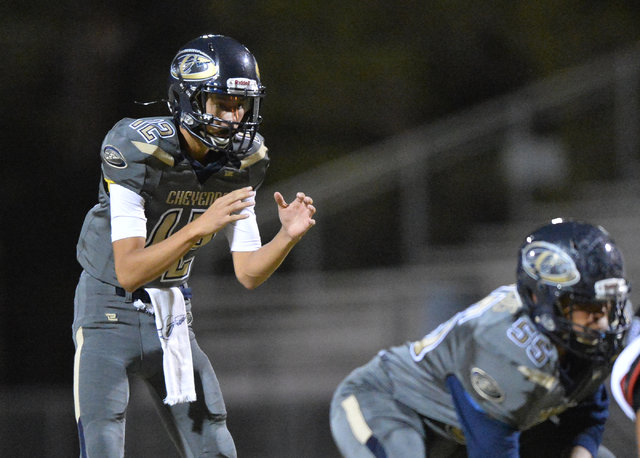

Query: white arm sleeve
left=224, top=193, right=262, bottom=252
left=110, top=183, right=147, bottom=242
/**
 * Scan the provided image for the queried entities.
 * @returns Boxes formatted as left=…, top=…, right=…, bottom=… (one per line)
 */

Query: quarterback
left=330, top=220, right=630, bottom=457
left=73, top=35, right=316, bottom=457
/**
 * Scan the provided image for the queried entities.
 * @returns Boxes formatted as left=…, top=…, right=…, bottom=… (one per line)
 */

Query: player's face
left=567, top=301, right=612, bottom=333
left=205, top=94, right=249, bottom=135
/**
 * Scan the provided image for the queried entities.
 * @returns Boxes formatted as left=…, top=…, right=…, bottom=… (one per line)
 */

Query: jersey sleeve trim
left=611, top=336, right=640, bottom=420
left=624, top=354, right=640, bottom=411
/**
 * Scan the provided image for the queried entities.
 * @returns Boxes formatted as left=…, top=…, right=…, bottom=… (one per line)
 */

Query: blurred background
left=3, top=1, right=640, bottom=456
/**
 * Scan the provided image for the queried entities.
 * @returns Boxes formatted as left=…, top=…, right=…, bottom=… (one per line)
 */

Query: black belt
left=115, top=287, right=150, bottom=302
left=115, top=285, right=192, bottom=303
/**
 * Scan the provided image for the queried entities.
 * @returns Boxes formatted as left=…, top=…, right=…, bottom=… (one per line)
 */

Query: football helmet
left=168, top=34, right=265, bottom=164
left=516, top=219, right=631, bottom=363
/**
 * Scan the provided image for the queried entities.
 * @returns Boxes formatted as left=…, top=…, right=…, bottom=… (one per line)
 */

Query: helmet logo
left=521, top=241, right=580, bottom=286
left=171, top=50, right=218, bottom=81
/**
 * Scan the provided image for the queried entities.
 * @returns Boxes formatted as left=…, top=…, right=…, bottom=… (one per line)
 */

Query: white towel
left=138, top=287, right=197, bottom=405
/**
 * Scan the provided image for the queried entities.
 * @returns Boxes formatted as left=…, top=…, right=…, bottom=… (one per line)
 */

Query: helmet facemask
left=177, top=86, right=262, bottom=166
left=533, top=281, right=632, bottom=364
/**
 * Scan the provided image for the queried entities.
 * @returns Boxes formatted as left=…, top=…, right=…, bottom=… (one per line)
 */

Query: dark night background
left=3, top=1, right=640, bottom=456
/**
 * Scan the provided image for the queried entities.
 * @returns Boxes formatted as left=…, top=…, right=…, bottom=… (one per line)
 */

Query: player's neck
left=179, top=127, right=208, bottom=162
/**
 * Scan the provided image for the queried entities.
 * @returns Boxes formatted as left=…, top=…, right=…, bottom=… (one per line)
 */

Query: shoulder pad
left=101, top=117, right=181, bottom=169
left=100, top=117, right=179, bottom=193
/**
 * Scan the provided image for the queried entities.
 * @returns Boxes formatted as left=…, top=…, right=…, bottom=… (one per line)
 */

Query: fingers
left=276, top=192, right=314, bottom=208
left=296, top=192, right=314, bottom=207
left=226, top=186, right=254, bottom=202
left=221, top=187, right=254, bottom=206
left=207, top=187, right=255, bottom=218
left=228, top=188, right=255, bottom=216
left=229, top=201, right=254, bottom=217
left=274, top=191, right=288, bottom=208
left=297, top=192, right=316, bottom=217
left=275, top=191, right=317, bottom=224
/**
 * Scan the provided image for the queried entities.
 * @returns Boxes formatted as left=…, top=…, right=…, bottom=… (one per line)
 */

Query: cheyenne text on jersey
left=166, top=190, right=229, bottom=206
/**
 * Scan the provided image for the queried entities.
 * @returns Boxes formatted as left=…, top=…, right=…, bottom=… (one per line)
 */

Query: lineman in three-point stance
left=331, top=220, right=630, bottom=457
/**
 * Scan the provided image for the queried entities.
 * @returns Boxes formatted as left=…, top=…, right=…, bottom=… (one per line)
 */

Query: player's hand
left=274, top=191, right=316, bottom=240
left=191, top=187, right=255, bottom=238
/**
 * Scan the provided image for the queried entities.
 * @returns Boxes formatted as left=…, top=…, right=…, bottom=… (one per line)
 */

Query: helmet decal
left=226, top=77, right=259, bottom=92
left=521, top=241, right=580, bottom=286
left=170, top=50, right=218, bottom=82
left=594, top=278, right=629, bottom=300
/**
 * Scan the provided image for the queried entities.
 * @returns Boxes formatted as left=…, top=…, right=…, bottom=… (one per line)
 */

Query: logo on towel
left=159, top=314, right=187, bottom=340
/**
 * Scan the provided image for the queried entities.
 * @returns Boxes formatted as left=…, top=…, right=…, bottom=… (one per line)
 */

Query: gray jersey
left=73, top=117, right=268, bottom=457
left=76, top=116, right=269, bottom=288
left=380, top=284, right=610, bottom=431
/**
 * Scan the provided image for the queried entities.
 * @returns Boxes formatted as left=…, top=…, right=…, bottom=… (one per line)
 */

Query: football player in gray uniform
left=73, top=35, right=316, bottom=457
left=330, top=220, right=630, bottom=458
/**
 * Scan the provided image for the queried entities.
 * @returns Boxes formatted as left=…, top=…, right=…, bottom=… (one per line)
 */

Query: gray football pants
left=329, top=356, right=444, bottom=458
left=72, top=271, right=236, bottom=458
